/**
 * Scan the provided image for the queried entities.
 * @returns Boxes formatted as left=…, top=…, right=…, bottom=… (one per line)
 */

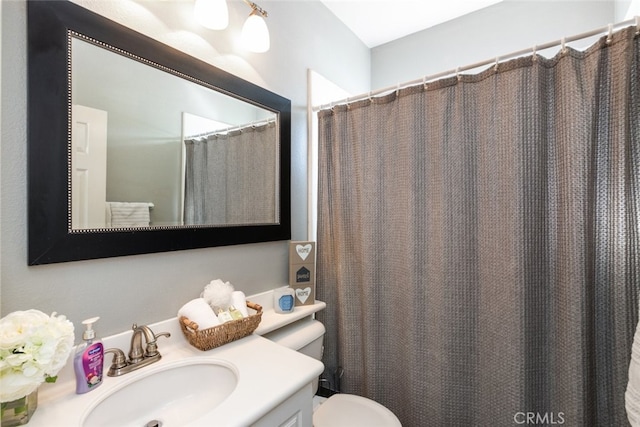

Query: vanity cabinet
left=252, top=385, right=314, bottom=427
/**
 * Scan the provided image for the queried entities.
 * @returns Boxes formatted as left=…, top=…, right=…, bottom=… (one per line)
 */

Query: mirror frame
left=27, top=0, right=291, bottom=265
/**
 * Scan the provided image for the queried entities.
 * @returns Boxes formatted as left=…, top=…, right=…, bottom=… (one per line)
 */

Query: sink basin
left=81, top=359, right=238, bottom=427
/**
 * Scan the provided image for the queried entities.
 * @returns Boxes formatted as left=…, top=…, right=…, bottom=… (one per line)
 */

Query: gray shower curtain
left=316, top=27, right=640, bottom=426
left=184, top=122, right=277, bottom=225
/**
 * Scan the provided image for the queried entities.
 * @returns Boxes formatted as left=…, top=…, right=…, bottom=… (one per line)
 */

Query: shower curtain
left=184, top=122, right=277, bottom=225
left=316, top=27, right=640, bottom=426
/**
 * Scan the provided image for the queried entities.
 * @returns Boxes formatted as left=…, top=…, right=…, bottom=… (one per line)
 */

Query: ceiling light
left=194, top=0, right=229, bottom=30
left=241, top=1, right=270, bottom=53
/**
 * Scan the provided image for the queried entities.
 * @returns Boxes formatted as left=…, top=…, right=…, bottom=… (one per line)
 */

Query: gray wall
left=372, top=0, right=616, bottom=89
left=1, top=0, right=631, bottom=341
left=0, top=0, right=370, bottom=339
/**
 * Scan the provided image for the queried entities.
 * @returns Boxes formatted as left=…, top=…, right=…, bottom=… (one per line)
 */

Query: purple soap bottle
left=74, top=317, right=104, bottom=394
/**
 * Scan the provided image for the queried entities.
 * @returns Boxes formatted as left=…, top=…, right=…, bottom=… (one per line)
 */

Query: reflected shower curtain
left=316, top=28, right=640, bottom=426
left=184, top=122, right=277, bottom=225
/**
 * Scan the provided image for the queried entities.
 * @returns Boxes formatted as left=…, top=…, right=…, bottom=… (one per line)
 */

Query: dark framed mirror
left=27, top=0, right=291, bottom=265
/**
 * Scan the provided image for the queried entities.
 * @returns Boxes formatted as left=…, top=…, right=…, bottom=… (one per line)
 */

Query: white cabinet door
left=251, top=385, right=314, bottom=427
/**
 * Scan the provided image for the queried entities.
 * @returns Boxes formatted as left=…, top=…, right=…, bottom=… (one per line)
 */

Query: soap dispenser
left=74, top=317, right=104, bottom=394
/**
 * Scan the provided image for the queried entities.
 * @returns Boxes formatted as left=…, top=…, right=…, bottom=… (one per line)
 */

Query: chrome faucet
left=105, top=324, right=170, bottom=377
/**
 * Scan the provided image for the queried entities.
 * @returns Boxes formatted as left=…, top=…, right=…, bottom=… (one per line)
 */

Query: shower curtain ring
left=606, top=23, right=613, bottom=44
left=532, top=45, right=537, bottom=62
left=635, top=16, right=640, bottom=35
left=456, top=67, right=461, bottom=81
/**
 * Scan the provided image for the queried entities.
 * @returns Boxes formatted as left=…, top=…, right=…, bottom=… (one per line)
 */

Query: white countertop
left=29, top=297, right=325, bottom=427
left=248, top=289, right=326, bottom=336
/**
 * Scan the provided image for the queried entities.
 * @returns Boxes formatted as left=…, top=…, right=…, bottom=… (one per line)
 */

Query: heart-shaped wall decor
left=296, top=244, right=312, bottom=261
left=295, top=287, right=311, bottom=304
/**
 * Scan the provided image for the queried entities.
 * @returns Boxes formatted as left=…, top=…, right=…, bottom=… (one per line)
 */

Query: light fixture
left=193, top=0, right=270, bottom=53
left=240, top=1, right=270, bottom=53
left=194, top=0, right=229, bottom=30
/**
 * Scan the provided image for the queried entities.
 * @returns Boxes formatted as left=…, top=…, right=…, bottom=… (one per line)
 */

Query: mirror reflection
left=70, top=36, right=279, bottom=230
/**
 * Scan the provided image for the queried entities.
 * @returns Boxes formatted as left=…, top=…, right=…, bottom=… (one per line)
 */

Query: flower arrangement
left=0, top=310, right=75, bottom=403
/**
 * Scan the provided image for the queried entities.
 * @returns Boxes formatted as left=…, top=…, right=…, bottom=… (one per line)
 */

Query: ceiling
left=320, top=0, right=505, bottom=48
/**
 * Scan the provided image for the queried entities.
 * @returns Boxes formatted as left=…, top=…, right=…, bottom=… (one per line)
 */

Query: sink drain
left=145, top=420, right=162, bottom=427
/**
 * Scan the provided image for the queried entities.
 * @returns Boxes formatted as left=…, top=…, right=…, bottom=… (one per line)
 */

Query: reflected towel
left=627, top=316, right=640, bottom=426
left=178, top=298, right=220, bottom=330
left=106, top=202, right=152, bottom=227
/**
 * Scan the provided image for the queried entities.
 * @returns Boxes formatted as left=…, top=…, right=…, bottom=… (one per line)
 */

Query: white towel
left=106, top=202, right=152, bottom=227
left=626, top=316, right=640, bottom=426
left=178, top=298, right=220, bottom=330
left=231, top=291, right=249, bottom=317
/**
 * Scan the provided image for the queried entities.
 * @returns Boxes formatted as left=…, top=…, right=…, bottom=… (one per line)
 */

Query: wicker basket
left=179, top=301, right=263, bottom=351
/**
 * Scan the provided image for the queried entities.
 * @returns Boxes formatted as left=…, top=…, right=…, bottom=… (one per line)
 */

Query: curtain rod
left=184, top=118, right=276, bottom=140
left=314, top=16, right=640, bottom=112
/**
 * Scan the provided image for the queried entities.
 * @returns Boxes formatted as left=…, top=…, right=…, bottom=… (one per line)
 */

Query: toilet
left=263, top=319, right=402, bottom=427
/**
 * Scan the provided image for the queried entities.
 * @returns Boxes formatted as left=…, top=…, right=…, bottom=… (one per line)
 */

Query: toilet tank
left=262, top=319, right=326, bottom=394
left=263, top=319, right=326, bottom=358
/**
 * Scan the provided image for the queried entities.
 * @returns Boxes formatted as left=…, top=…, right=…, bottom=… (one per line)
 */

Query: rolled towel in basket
left=230, top=291, right=249, bottom=317
left=178, top=298, right=221, bottom=330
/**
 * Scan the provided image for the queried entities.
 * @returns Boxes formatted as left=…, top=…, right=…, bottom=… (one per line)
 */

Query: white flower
left=0, top=310, right=75, bottom=402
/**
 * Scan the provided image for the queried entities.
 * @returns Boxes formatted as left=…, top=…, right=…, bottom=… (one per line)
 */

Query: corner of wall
left=614, top=0, right=640, bottom=21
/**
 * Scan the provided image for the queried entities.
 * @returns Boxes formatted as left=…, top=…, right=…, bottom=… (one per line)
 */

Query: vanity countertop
left=29, top=315, right=324, bottom=427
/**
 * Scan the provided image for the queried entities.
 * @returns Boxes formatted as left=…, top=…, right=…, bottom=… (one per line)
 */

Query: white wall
left=0, top=0, right=369, bottom=338
left=371, top=0, right=616, bottom=89
left=0, top=0, right=3, bottom=312
left=616, top=0, right=640, bottom=20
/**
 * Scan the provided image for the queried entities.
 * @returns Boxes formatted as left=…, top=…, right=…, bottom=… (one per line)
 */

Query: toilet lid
left=313, top=394, right=402, bottom=427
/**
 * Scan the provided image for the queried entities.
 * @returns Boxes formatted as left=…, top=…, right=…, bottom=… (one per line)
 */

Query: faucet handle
left=104, top=348, right=127, bottom=376
left=156, top=331, right=171, bottom=340
left=145, top=331, right=171, bottom=357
